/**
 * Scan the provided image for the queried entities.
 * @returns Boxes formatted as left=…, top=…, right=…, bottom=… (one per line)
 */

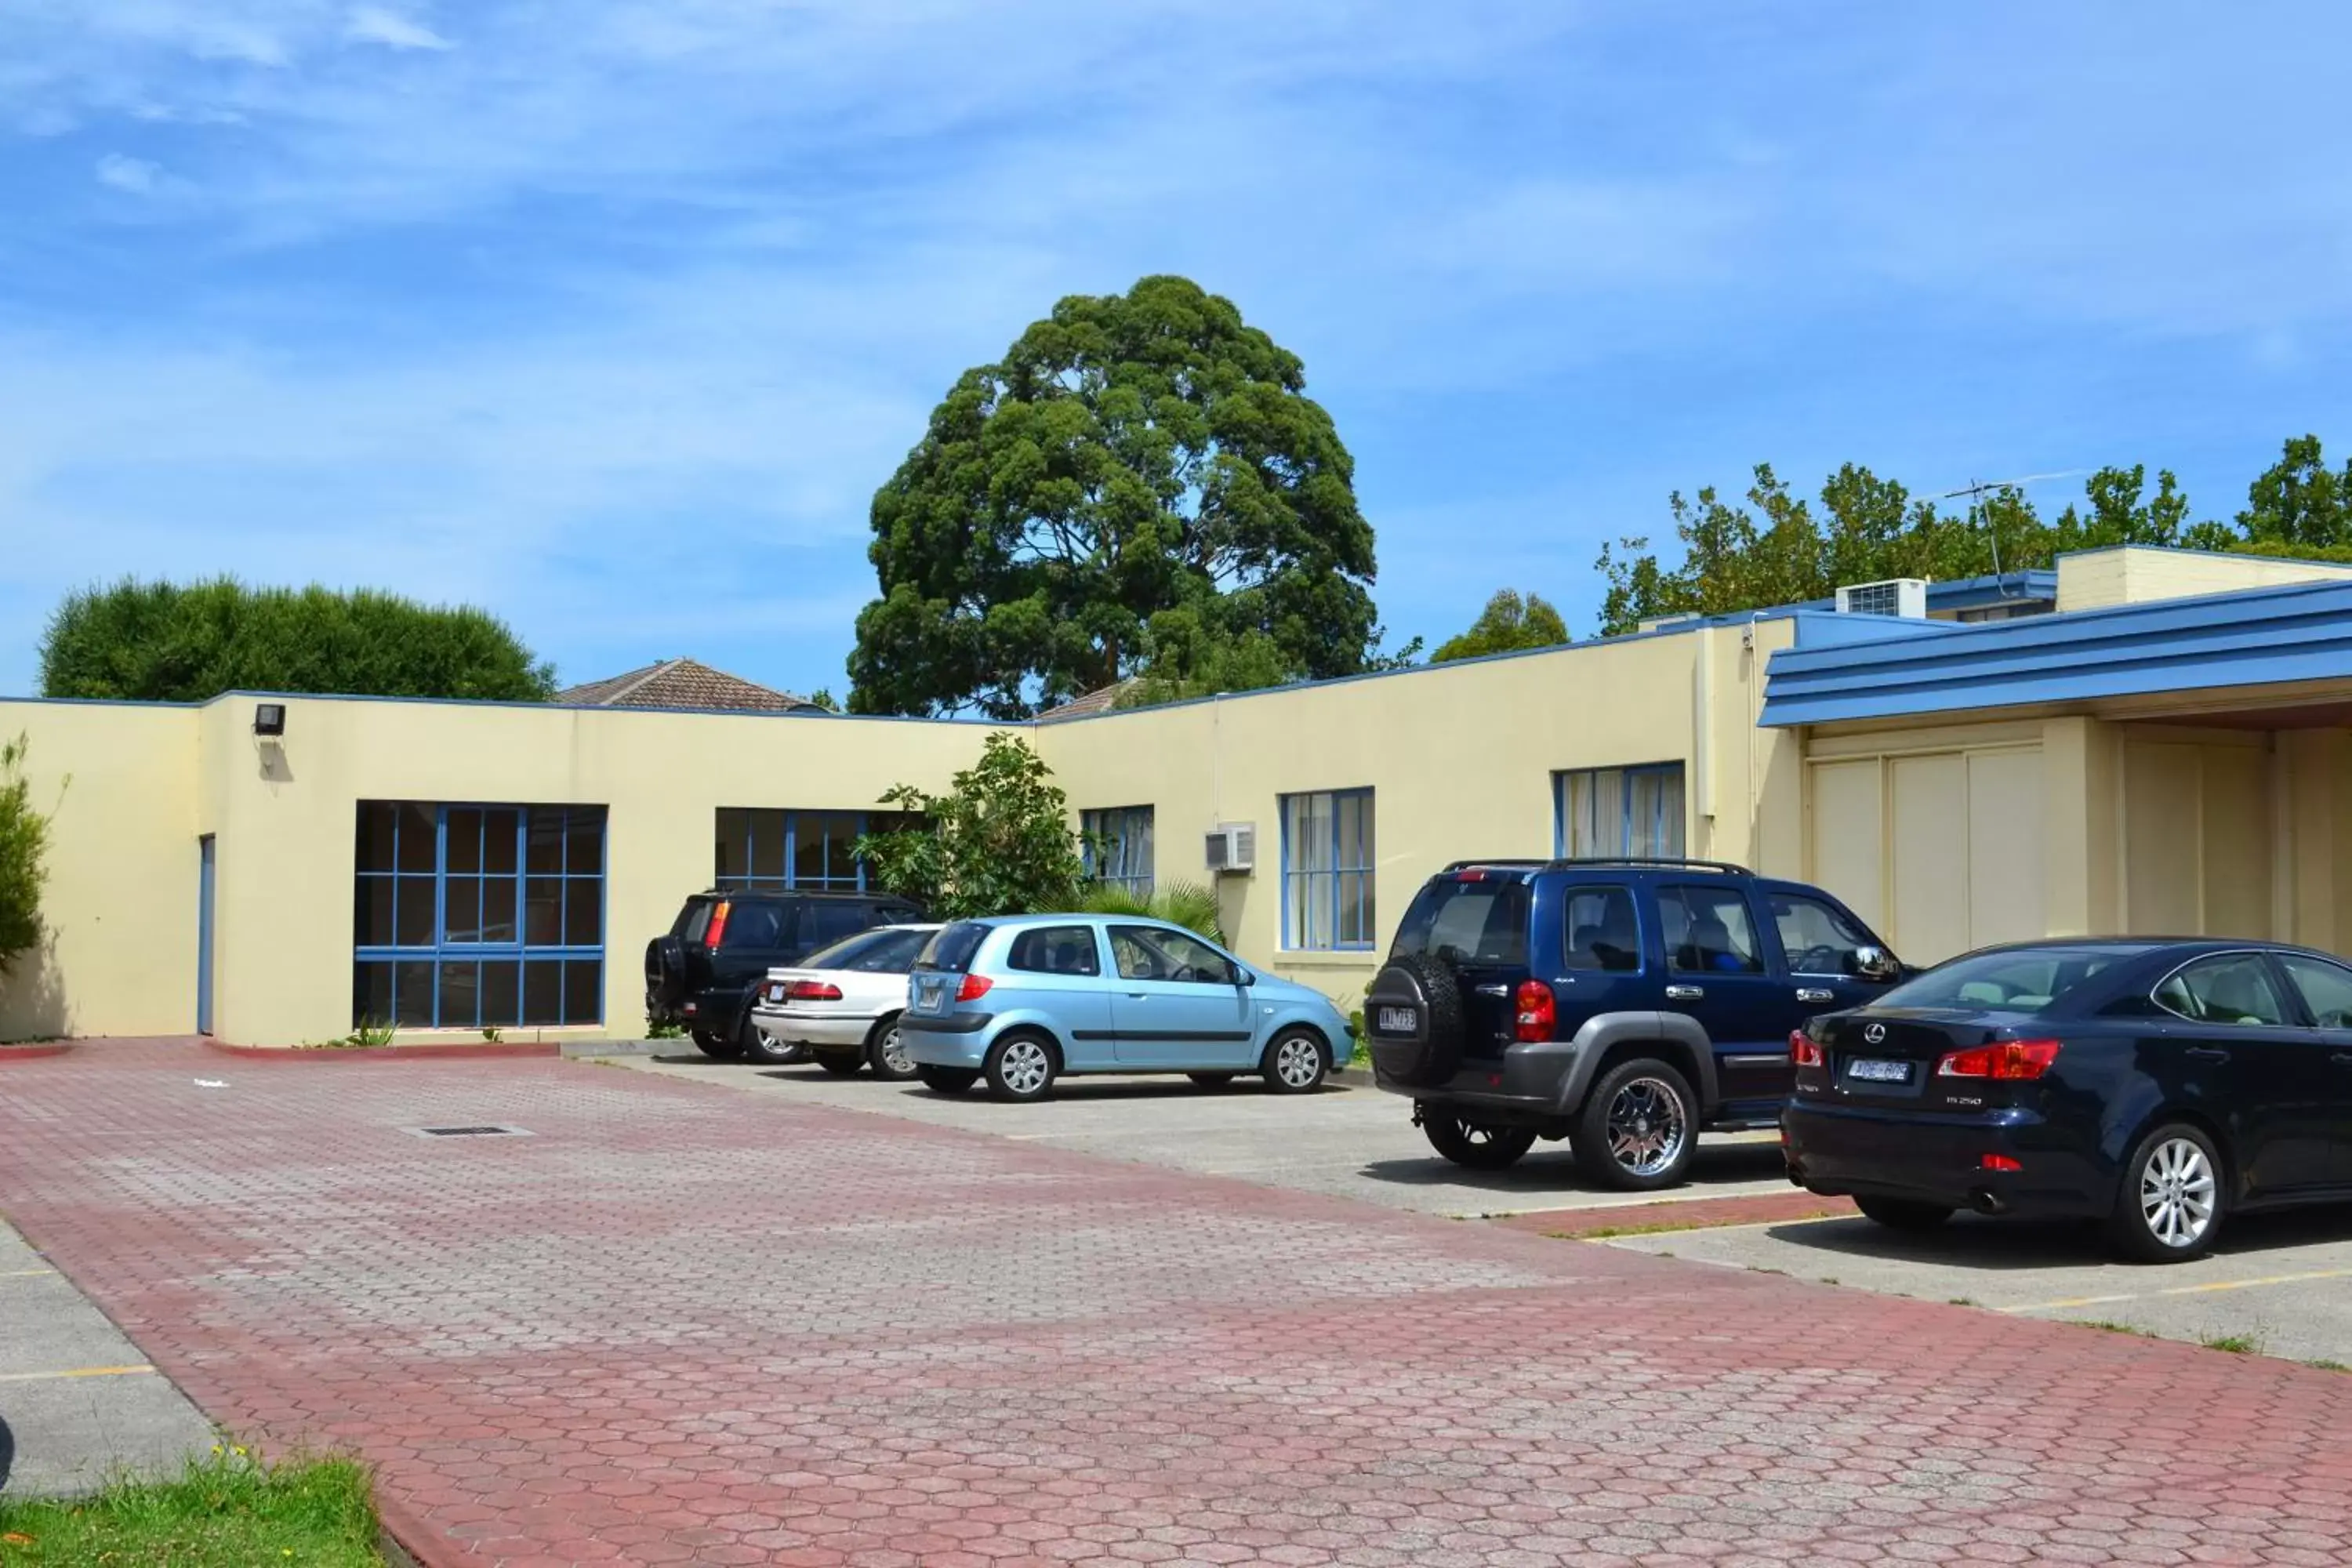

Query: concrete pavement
left=0, top=1217, right=215, bottom=1497
left=611, top=1049, right=1795, bottom=1218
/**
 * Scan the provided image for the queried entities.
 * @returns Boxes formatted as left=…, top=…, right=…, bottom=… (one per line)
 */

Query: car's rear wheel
left=689, top=1029, right=741, bottom=1061
left=813, top=1051, right=865, bottom=1077
left=985, top=1033, right=1058, bottom=1102
left=1571, top=1058, right=1697, bottom=1191
left=740, top=1018, right=809, bottom=1065
left=2107, top=1123, right=2225, bottom=1263
left=1421, top=1106, right=1538, bottom=1171
left=866, top=1014, right=918, bottom=1081
left=1187, top=1072, right=1236, bottom=1088
left=1854, top=1195, right=1954, bottom=1232
left=916, top=1065, right=978, bottom=1094
left=1261, top=1029, right=1330, bottom=1094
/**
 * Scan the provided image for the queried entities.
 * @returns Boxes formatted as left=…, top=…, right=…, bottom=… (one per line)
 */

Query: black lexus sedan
left=1783, top=938, right=2352, bottom=1262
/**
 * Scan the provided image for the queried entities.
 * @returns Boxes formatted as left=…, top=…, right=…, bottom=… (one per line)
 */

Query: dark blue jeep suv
left=1364, top=858, right=1904, bottom=1190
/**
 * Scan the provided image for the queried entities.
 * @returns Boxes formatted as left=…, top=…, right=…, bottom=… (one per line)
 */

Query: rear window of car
left=1390, top=876, right=1529, bottom=967
left=675, top=900, right=713, bottom=942
left=915, top=921, right=991, bottom=974
left=1877, top=947, right=2143, bottom=1014
left=802, top=927, right=931, bottom=974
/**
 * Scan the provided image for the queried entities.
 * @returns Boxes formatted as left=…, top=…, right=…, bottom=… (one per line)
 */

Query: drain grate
left=409, top=1124, right=532, bottom=1138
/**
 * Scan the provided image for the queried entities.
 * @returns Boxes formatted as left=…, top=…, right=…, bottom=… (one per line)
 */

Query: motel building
left=9, top=542, right=2352, bottom=1048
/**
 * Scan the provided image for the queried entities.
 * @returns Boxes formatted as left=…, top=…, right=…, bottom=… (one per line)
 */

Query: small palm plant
left=1076, top=879, right=1225, bottom=945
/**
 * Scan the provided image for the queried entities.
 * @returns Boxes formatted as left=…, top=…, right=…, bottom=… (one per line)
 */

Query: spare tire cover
left=1363, top=953, right=1467, bottom=1087
left=644, top=935, right=688, bottom=1007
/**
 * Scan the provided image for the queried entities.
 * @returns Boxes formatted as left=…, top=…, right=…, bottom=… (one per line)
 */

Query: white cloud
left=345, top=6, right=452, bottom=52
left=95, top=153, right=167, bottom=194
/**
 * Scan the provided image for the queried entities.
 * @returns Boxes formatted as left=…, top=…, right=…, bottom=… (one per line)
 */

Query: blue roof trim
left=1760, top=576, right=2352, bottom=727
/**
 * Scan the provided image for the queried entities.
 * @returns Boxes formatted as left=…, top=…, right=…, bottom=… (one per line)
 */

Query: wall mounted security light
left=253, top=702, right=287, bottom=737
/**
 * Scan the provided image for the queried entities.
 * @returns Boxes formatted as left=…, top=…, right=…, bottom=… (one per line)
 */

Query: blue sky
left=4, top=3, right=2350, bottom=701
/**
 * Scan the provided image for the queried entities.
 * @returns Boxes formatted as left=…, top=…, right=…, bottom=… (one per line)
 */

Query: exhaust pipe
left=1967, top=1188, right=2005, bottom=1216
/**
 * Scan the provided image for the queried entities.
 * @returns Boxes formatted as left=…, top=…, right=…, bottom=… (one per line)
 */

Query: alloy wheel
left=1273, top=1035, right=1323, bottom=1088
left=1605, top=1076, right=1688, bottom=1178
left=878, top=1027, right=911, bottom=1076
left=998, top=1038, right=1051, bottom=1097
left=2139, top=1136, right=2217, bottom=1250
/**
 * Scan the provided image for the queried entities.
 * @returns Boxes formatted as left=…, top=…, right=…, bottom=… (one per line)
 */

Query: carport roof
left=1759, top=575, right=2352, bottom=726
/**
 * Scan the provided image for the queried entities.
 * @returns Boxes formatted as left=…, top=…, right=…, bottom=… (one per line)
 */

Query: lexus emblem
left=1862, top=1022, right=1886, bottom=1044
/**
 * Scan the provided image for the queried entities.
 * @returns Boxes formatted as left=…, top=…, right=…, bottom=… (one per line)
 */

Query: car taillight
left=1513, top=979, right=1555, bottom=1043
left=956, top=973, right=994, bottom=1003
left=703, top=901, right=731, bottom=950
left=1790, top=1030, right=1824, bottom=1069
left=1980, top=1152, right=2024, bottom=1171
left=787, top=980, right=844, bottom=1002
left=1936, top=1039, right=2061, bottom=1080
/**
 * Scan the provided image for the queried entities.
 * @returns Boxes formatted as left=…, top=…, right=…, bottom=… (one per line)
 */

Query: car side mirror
left=1231, top=967, right=1254, bottom=988
left=1850, top=946, right=1900, bottom=984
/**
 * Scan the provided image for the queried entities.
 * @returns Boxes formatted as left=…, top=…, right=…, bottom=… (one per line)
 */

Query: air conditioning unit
left=1834, top=577, right=1929, bottom=619
left=1637, top=612, right=1702, bottom=633
left=1204, top=822, right=1256, bottom=875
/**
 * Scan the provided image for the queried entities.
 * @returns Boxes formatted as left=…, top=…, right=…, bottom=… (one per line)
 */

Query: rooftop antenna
left=1938, top=470, right=2085, bottom=586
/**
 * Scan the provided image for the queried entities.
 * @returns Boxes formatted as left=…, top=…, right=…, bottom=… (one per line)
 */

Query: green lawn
left=0, top=1449, right=381, bottom=1566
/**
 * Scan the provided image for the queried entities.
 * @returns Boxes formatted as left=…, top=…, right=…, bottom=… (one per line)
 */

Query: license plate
left=915, top=978, right=946, bottom=1011
left=1846, top=1058, right=1911, bottom=1083
left=1377, top=1006, right=1417, bottom=1034
left=764, top=983, right=787, bottom=1004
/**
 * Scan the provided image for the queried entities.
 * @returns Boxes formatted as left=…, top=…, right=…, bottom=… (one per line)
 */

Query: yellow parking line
left=0, top=1268, right=57, bottom=1278
left=0, top=1364, right=154, bottom=1384
left=2002, top=1264, right=2352, bottom=1315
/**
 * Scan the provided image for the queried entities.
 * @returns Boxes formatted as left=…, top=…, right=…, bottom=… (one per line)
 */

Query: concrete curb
left=202, top=1039, right=561, bottom=1062
left=0, top=1042, right=73, bottom=1063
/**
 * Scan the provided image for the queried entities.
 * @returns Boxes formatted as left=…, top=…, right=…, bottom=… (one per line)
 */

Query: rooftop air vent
left=1833, top=578, right=1928, bottom=619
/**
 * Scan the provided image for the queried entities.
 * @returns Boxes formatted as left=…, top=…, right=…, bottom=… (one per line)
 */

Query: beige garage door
left=1808, top=746, right=2045, bottom=965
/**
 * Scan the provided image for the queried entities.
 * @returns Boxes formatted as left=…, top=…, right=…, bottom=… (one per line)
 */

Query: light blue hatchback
left=898, top=913, right=1354, bottom=1102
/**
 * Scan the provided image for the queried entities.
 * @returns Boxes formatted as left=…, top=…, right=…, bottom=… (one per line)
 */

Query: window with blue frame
left=353, top=802, right=606, bottom=1029
left=1080, top=806, right=1154, bottom=895
left=1555, top=764, right=1686, bottom=859
left=1280, top=789, right=1374, bottom=950
left=713, top=808, right=918, bottom=892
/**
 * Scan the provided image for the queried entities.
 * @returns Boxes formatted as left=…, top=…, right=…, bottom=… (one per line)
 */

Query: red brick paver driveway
left=4, top=1041, right=2350, bottom=1567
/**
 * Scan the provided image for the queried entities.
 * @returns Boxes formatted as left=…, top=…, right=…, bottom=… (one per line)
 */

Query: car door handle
left=1664, top=985, right=1704, bottom=1001
left=1126, top=993, right=1151, bottom=1000
left=2332, top=1053, right=2352, bottom=1068
left=1473, top=984, right=1509, bottom=997
left=2185, top=1047, right=2230, bottom=1062
left=1795, top=988, right=1835, bottom=1004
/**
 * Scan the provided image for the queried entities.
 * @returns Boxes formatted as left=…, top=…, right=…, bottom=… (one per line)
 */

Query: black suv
left=645, top=889, right=924, bottom=1058
left=1364, top=858, right=1903, bottom=1190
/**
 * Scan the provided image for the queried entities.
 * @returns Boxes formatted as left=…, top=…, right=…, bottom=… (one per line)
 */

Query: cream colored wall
left=0, top=701, right=200, bottom=1040
left=189, top=699, right=1002, bottom=1044
left=1800, top=720, right=2046, bottom=964
left=2056, top=545, right=2352, bottom=612
left=1034, top=619, right=1803, bottom=1008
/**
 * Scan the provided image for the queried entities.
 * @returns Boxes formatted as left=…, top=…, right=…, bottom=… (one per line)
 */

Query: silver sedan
left=745, top=924, right=940, bottom=1078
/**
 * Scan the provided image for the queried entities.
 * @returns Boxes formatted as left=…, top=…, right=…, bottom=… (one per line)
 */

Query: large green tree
left=2237, top=434, right=2352, bottom=550
left=1431, top=590, right=1569, bottom=662
left=40, top=579, right=557, bottom=702
left=848, top=275, right=1384, bottom=719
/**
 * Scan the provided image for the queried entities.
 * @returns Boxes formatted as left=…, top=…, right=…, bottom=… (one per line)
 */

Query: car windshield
left=1875, top=947, right=2146, bottom=1014
left=914, top=921, right=989, bottom=974
left=802, top=927, right=931, bottom=974
left=1391, top=876, right=1530, bottom=967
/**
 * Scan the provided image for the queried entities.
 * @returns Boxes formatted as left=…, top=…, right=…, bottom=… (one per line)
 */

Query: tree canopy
left=1595, top=437, right=2345, bottom=635
left=1431, top=590, right=1569, bottom=662
left=848, top=275, right=1386, bottom=719
left=40, top=579, right=557, bottom=703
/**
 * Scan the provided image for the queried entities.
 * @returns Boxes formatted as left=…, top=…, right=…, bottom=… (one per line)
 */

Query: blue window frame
left=1081, top=806, right=1155, bottom=895
left=353, top=802, right=606, bottom=1029
left=713, top=808, right=918, bottom=892
left=1555, top=764, right=1686, bottom=859
left=1280, top=789, right=1374, bottom=950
